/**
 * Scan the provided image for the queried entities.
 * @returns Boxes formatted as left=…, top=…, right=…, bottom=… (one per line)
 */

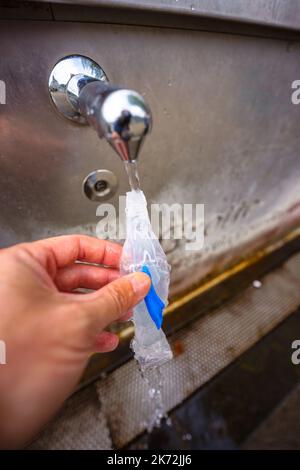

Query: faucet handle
left=48, top=55, right=108, bottom=123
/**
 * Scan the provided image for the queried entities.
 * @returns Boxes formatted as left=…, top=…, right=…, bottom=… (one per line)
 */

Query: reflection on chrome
left=49, top=55, right=152, bottom=162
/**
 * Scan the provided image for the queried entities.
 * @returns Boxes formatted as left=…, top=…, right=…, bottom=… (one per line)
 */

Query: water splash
left=140, top=365, right=168, bottom=431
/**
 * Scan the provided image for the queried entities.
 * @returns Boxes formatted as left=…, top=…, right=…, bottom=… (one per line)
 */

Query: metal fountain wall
left=0, top=0, right=300, bottom=302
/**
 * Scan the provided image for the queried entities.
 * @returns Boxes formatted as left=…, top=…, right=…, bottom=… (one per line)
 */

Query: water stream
left=141, top=366, right=167, bottom=432
left=124, top=161, right=141, bottom=191
left=123, top=160, right=170, bottom=432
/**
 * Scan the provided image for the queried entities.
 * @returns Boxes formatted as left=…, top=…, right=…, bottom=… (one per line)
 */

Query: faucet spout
left=78, top=81, right=151, bottom=162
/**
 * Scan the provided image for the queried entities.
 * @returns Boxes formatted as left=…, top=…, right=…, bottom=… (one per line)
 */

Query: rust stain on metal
left=171, top=339, right=185, bottom=357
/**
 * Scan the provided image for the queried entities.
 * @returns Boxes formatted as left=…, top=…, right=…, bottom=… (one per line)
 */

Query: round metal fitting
left=83, top=169, right=118, bottom=201
left=48, top=55, right=108, bottom=123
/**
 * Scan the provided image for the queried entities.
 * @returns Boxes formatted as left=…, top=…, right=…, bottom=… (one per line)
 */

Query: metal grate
left=97, top=258, right=300, bottom=448
left=29, top=384, right=112, bottom=450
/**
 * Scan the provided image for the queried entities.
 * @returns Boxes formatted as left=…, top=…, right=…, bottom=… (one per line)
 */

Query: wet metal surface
left=94, top=248, right=300, bottom=448
left=129, top=308, right=300, bottom=450
left=243, top=381, right=300, bottom=450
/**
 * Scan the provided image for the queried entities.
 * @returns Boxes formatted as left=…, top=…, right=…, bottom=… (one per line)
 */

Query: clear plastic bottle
left=120, top=189, right=173, bottom=370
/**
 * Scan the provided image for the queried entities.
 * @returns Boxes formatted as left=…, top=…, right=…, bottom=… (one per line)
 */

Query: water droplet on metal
left=163, top=107, right=171, bottom=118
left=253, top=280, right=262, bottom=289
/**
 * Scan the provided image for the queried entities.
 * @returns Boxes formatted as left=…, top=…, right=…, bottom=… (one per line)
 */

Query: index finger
left=25, top=235, right=122, bottom=270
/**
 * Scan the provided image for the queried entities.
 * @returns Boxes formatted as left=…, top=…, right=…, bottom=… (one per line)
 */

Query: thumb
left=80, top=271, right=151, bottom=333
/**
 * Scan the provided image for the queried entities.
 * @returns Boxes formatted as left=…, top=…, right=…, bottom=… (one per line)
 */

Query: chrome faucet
left=48, top=55, right=152, bottom=162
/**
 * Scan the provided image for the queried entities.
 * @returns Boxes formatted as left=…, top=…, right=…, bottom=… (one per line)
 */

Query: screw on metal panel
left=94, top=180, right=108, bottom=193
left=83, top=169, right=118, bottom=202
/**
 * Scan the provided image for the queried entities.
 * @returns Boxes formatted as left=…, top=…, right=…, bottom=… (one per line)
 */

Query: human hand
left=0, top=235, right=150, bottom=449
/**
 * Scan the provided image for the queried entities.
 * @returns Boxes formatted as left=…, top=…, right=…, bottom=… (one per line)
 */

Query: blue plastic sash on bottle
left=141, top=265, right=165, bottom=329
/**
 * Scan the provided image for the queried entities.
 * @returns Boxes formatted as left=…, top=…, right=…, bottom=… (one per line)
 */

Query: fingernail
left=129, top=272, right=151, bottom=297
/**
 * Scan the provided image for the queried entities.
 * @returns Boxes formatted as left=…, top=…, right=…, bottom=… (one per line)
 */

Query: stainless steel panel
left=1, top=20, right=300, bottom=297
left=31, top=0, right=300, bottom=31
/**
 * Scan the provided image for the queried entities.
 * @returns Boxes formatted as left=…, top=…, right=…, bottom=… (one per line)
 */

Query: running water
left=141, top=366, right=167, bottom=431
left=124, top=161, right=140, bottom=191
left=122, top=161, right=172, bottom=432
